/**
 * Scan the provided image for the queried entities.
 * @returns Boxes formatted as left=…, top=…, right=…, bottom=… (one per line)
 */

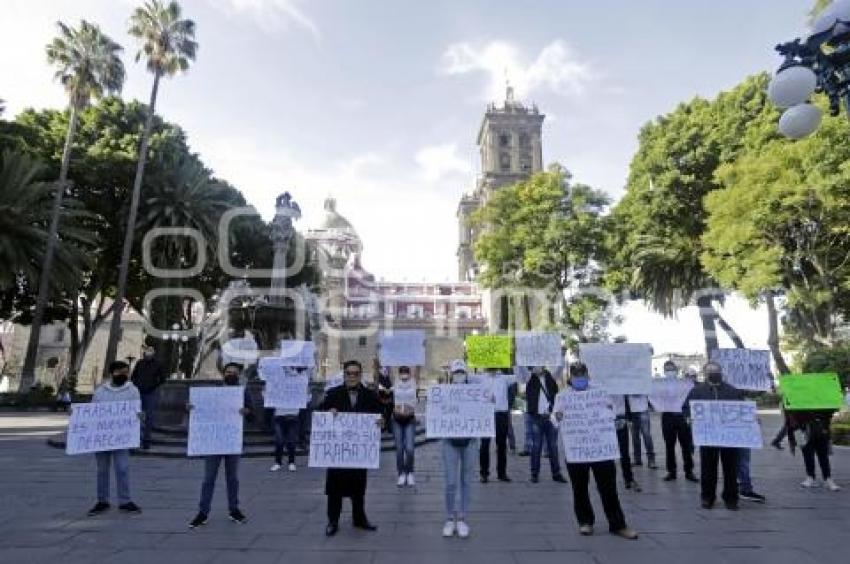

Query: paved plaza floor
left=0, top=411, right=848, bottom=564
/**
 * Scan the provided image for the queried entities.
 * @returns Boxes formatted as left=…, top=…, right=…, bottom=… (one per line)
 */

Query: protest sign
left=465, top=335, right=512, bottom=368
left=556, top=389, right=619, bottom=463
left=308, top=412, right=381, bottom=469
left=426, top=384, right=495, bottom=438
left=515, top=331, right=563, bottom=367
left=779, top=373, right=844, bottom=411
left=578, top=343, right=652, bottom=395
left=188, top=387, right=244, bottom=456
left=66, top=400, right=141, bottom=455
left=690, top=400, right=762, bottom=448
left=378, top=330, right=426, bottom=366
left=279, top=340, right=316, bottom=367
left=263, top=369, right=309, bottom=410
left=709, top=348, right=771, bottom=391
left=393, top=379, right=417, bottom=408
left=649, top=378, right=694, bottom=413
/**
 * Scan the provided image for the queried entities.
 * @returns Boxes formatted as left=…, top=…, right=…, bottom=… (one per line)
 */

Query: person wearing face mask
left=188, top=363, right=252, bottom=528
left=130, top=341, right=167, bottom=450
left=440, top=360, right=478, bottom=539
left=658, top=361, right=698, bottom=483
left=525, top=366, right=568, bottom=484
left=553, top=362, right=638, bottom=540
left=685, top=361, right=744, bottom=510
left=392, top=366, right=418, bottom=487
left=320, top=360, right=384, bottom=537
left=86, top=361, right=145, bottom=517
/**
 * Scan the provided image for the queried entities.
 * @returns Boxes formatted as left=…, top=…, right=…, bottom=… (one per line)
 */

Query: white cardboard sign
left=426, top=384, right=495, bottom=438
left=709, top=349, right=772, bottom=392
left=579, top=343, right=652, bottom=395
left=66, top=400, right=141, bottom=455
left=279, top=340, right=316, bottom=367
left=690, top=400, right=763, bottom=448
left=308, top=412, right=381, bottom=469
left=378, top=330, right=426, bottom=367
left=649, top=378, right=694, bottom=413
left=515, top=331, right=563, bottom=367
left=188, top=387, right=244, bottom=456
left=556, top=389, right=619, bottom=463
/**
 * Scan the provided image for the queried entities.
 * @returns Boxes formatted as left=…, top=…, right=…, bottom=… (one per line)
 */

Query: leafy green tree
left=607, top=74, right=781, bottom=355
left=106, top=0, right=197, bottom=372
left=21, top=20, right=124, bottom=391
left=471, top=166, right=615, bottom=344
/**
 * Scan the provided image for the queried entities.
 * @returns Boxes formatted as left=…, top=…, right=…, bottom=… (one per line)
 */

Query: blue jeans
left=441, top=439, right=476, bottom=520
left=273, top=416, right=299, bottom=465
left=737, top=448, right=753, bottom=494
left=530, top=414, right=561, bottom=478
left=140, top=392, right=158, bottom=447
left=96, top=450, right=131, bottom=504
left=392, top=419, right=416, bottom=474
left=199, top=455, right=240, bottom=514
left=630, top=411, right=655, bottom=464
left=523, top=412, right=534, bottom=451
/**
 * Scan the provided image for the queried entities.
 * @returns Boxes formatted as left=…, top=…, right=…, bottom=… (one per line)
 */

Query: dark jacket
left=130, top=357, right=167, bottom=395
left=683, top=381, right=743, bottom=417
left=525, top=373, right=559, bottom=416
left=319, top=384, right=383, bottom=497
left=787, top=409, right=836, bottom=449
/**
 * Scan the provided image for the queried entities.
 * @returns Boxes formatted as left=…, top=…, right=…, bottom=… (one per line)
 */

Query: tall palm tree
left=20, top=21, right=124, bottom=392
left=104, top=0, right=196, bottom=371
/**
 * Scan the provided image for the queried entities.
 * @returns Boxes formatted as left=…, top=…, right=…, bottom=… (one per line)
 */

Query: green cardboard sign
left=779, top=373, right=844, bottom=410
left=466, top=335, right=512, bottom=368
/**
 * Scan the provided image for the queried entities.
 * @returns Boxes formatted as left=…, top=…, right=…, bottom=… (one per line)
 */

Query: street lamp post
left=769, top=0, right=850, bottom=138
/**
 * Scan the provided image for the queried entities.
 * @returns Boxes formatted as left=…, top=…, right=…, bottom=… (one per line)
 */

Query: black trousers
left=661, top=413, right=694, bottom=475
left=327, top=494, right=367, bottom=526
left=566, top=461, right=627, bottom=532
left=480, top=411, right=510, bottom=478
left=615, top=418, right=634, bottom=484
left=802, top=437, right=831, bottom=479
left=700, top=447, right=738, bottom=504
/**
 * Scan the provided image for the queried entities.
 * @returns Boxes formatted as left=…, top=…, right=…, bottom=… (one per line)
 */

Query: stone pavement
left=0, top=411, right=848, bottom=564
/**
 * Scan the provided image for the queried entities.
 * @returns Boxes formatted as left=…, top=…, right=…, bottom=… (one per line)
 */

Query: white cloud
left=415, top=143, right=473, bottom=183
left=211, top=0, right=320, bottom=40
left=441, top=39, right=593, bottom=101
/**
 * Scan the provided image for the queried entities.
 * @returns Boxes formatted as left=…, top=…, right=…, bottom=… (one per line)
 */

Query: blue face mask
left=571, top=376, right=589, bottom=391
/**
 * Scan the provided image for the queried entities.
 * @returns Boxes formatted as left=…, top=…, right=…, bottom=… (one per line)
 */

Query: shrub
left=796, top=344, right=850, bottom=389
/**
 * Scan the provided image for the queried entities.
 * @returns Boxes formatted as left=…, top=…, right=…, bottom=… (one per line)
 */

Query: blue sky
left=1, top=1, right=816, bottom=353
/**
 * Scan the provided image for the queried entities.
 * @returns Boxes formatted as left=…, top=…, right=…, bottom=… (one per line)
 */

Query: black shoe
left=229, top=509, right=248, bottom=524
left=326, top=523, right=339, bottom=536
left=724, top=501, right=739, bottom=511
left=353, top=521, right=377, bottom=531
left=685, top=473, right=699, bottom=483
left=189, top=512, right=208, bottom=529
left=497, top=475, right=512, bottom=482
left=87, top=502, right=110, bottom=517
left=771, top=441, right=783, bottom=450
left=626, top=481, right=642, bottom=492
left=118, top=502, right=142, bottom=514
left=740, top=491, right=766, bottom=503
left=140, top=443, right=151, bottom=450
left=633, top=461, right=643, bottom=467
left=553, top=474, right=567, bottom=483
left=648, top=461, right=658, bottom=470
left=530, top=475, right=539, bottom=483
left=701, top=499, right=714, bottom=509
left=480, top=475, right=489, bottom=483
left=663, top=473, right=676, bottom=482
left=518, top=450, right=530, bottom=457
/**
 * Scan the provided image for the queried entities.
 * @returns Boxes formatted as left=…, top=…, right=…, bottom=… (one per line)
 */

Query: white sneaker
left=406, top=473, right=415, bottom=486
left=288, top=463, right=296, bottom=472
left=456, top=520, right=470, bottom=538
left=442, top=519, right=456, bottom=537
left=801, top=476, right=819, bottom=488
left=270, top=464, right=282, bottom=472
left=398, top=474, right=407, bottom=487
left=825, top=478, right=842, bottom=492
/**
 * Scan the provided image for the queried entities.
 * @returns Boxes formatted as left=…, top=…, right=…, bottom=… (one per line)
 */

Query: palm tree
left=20, top=21, right=124, bottom=392
left=0, top=150, right=94, bottom=300
left=104, top=0, right=196, bottom=371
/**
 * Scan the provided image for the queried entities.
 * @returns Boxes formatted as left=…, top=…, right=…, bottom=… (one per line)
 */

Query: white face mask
left=664, top=370, right=677, bottom=378
left=451, top=373, right=467, bottom=384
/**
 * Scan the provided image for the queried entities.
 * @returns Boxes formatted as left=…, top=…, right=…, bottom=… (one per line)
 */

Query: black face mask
left=707, top=372, right=723, bottom=385
left=224, top=374, right=239, bottom=386
left=111, top=375, right=128, bottom=387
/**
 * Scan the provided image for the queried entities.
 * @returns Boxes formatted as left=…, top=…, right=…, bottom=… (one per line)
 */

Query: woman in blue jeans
left=393, top=366, right=418, bottom=486
left=440, top=359, right=478, bottom=539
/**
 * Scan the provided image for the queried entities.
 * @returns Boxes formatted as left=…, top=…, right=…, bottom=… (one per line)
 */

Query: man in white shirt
left=479, top=368, right=517, bottom=482
left=628, top=394, right=657, bottom=469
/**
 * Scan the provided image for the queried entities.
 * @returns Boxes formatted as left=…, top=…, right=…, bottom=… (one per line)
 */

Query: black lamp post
left=769, top=2, right=850, bottom=138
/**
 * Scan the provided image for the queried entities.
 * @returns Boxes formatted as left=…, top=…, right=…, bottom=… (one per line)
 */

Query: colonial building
left=307, top=198, right=486, bottom=380
left=457, top=86, right=545, bottom=328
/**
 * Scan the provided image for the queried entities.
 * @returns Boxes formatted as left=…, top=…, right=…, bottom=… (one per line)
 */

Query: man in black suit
left=320, top=359, right=383, bottom=536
